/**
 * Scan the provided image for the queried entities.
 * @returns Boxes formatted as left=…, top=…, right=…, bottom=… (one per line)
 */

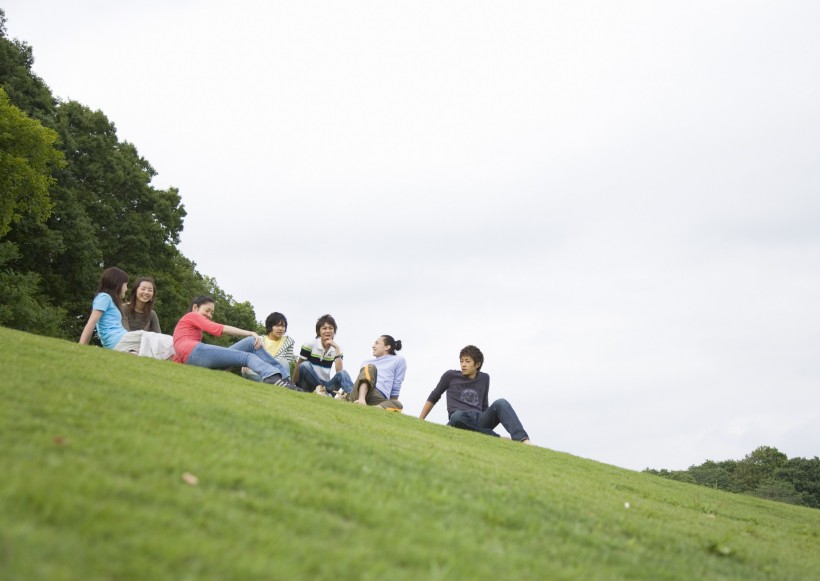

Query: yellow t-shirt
left=263, top=336, right=284, bottom=358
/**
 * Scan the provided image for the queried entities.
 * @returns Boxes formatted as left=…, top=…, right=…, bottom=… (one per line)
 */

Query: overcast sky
left=5, top=1, right=819, bottom=470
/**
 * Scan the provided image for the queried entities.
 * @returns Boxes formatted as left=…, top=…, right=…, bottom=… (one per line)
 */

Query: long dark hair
left=97, top=267, right=129, bottom=310
left=189, top=295, right=215, bottom=312
left=126, top=277, right=156, bottom=317
left=381, top=335, right=402, bottom=354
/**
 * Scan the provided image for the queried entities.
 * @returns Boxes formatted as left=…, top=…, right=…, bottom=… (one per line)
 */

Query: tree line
left=644, top=446, right=820, bottom=509
left=0, top=10, right=259, bottom=344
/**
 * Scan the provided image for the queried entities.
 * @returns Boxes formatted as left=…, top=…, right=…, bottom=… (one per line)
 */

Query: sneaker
left=263, top=374, right=304, bottom=392
left=315, top=385, right=332, bottom=397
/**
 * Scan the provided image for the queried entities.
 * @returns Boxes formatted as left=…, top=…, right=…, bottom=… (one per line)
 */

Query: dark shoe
left=263, top=374, right=304, bottom=391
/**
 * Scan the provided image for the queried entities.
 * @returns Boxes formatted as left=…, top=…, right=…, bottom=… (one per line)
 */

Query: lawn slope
left=2, top=326, right=818, bottom=580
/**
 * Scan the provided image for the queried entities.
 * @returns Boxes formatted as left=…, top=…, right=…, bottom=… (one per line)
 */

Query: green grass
left=2, top=326, right=818, bottom=580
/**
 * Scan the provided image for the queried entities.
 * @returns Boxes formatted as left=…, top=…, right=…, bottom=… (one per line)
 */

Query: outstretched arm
left=419, top=400, right=435, bottom=420
left=79, top=310, right=103, bottom=345
left=222, top=325, right=263, bottom=348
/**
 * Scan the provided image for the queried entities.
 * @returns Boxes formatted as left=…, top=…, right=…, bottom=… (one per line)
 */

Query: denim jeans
left=296, top=361, right=353, bottom=393
left=229, top=337, right=291, bottom=378
left=448, top=399, right=529, bottom=442
left=186, top=342, right=285, bottom=381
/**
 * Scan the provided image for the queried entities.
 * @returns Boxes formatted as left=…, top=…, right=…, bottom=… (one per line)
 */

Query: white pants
left=114, top=331, right=175, bottom=360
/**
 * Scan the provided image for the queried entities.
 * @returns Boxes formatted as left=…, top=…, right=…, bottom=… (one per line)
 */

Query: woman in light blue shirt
left=78, top=267, right=173, bottom=358
left=349, top=335, right=406, bottom=411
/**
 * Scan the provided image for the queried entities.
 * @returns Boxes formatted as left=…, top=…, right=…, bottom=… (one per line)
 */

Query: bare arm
left=292, top=357, right=305, bottom=383
left=79, top=310, right=103, bottom=345
left=419, top=400, right=435, bottom=420
left=222, top=325, right=263, bottom=348
left=327, top=340, right=344, bottom=372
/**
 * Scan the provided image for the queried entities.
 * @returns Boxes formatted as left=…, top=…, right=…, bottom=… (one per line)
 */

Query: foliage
left=645, top=446, right=820, bottom=509
left=0, top=242, right=66, bottom=336
left=0, top=11, right=261, bottom=338
left=3, top=326, right=820, bottom=580
left=0, top=87, right=64, bottom=236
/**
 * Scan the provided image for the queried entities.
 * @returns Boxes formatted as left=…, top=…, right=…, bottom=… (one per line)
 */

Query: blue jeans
left=229, top=337, right=291, bottom=378
left=186, top=341, right=286, bottom=381
left=448, top=399, right=529, bottom=442
left=296, top=361, right=353, bottom=393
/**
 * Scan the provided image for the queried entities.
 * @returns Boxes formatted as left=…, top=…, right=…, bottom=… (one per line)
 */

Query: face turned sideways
left=460, top=356, right=480, bottom=379
left=372, top=337, right=389, bottom=357
left=194, top=302, right=215, bottom=320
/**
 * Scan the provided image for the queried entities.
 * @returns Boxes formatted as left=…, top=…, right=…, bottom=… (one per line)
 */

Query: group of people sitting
left=78, top=267, right=532, bottom=444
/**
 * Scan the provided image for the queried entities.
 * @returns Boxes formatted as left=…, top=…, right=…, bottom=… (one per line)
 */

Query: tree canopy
left=645, top=446, right=820, bottom=509
left=0, top=9, right=261, bottom=339
left=0, top=87, right=63, bottom=236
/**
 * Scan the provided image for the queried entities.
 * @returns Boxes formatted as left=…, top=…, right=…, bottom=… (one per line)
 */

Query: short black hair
left=315, top=314, right=337, bottom=337
left=459, top=345, right=484, bottom=370
left=265, top=312, right=288, bottom=334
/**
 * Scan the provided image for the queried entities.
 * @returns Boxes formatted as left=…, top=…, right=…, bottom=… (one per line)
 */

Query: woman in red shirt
left=172, top=296, right=300, bottom=390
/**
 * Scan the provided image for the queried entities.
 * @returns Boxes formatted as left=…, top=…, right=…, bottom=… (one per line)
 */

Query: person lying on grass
left=419, top=345, right=532, bottom=444
left=241, top=311, right=295, bottom=382
left=292, top=314, right=353, bottom=394
left=79, top=267, right=174, bottom=359
left=347, top=335, right=405, bottom=411
left=172, top=295, right=300, bottom=390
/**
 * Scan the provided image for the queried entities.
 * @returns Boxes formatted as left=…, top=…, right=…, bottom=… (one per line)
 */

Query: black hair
left=265, top=312, right=288, bottom=334
left=315, top=314, right=337, bottom=337
left=189, top=295, right=215, bottom=312
left=459, top=345, right=484, bottom=370
left=381, top=335, right=402, bottom=354
left=97, top=267, right=129, bottom=309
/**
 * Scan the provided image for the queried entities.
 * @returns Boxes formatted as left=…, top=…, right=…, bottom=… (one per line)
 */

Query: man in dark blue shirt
left=420, top=345, right=531, bottom=444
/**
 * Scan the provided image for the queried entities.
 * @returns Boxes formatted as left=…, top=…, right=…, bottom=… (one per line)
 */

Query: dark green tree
left=0, top=10, right=261, bottom=339
left=733, top=446, right=788, bottom=493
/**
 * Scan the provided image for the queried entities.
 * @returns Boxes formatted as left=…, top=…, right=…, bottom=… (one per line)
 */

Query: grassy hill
left=2, top=326, right=818, bottom=580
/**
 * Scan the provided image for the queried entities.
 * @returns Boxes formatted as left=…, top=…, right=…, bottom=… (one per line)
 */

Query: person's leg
left=477, top=398, right=530, bottom=442
left=138, top=332, right=175, bottom=360
left=186, top=343, right=282, bottom=382
left=350, top=365, right=371, bottom=402
left=241, top=368, right=263, bottom=382
left=364, top=385, right=402, bottom=410
left=325, top=369, right=353, bottom=393
left=229, top=337, right=291, bottom=378
left=113, top=331, right=145, bottom=354
left=448, top=410, right=499, bottom=437
left=296, top=361, right=322, bottom=392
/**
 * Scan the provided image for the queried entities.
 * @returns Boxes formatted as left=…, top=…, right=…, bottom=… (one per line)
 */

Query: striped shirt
left=298, top=338, right=338, bottom=383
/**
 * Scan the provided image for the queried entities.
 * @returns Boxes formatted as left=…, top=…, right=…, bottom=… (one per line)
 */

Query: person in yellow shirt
left=241, top=312, right=295, bottom=381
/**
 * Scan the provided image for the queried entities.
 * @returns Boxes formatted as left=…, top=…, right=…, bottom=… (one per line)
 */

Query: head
left=373, top=334, right=402, bottom=357
left=315, top=314, right=337, bottom=340
left=97, top=267, right=129, bottom=308
left=127, top=277, right=156, bottom=314
left=265, top=312, right=288, bottom=339
left=189, top=295, right=216, bottom=319
left=459, top=345, right=484, bottom=378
